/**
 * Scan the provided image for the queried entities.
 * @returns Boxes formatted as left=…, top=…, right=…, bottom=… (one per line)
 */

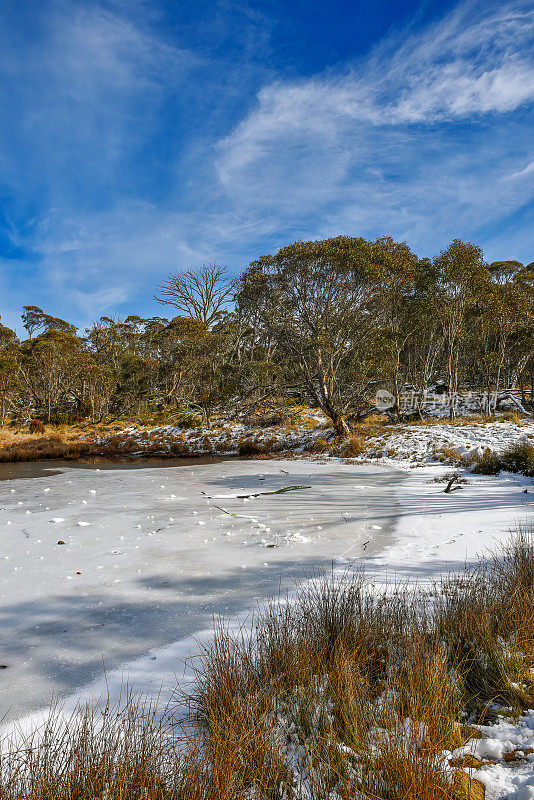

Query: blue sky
left=0, top=0, right=533, bottom=332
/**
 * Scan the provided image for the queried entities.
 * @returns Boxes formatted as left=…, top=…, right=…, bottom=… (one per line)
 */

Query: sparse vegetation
left=471, top=442, right=534, bottom=476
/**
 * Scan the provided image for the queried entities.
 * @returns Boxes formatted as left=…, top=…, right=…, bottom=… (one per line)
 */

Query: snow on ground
left=445, top=711, right=534, bottom=800
left=1, top=417, right=533, bottom=797
left=362, top=419, right=534, bottom=468
left=372, top=467, right=532, bottom=580
left=89, top=410, right=329, bottom=456
left=90, top=415, right=534, bottom=470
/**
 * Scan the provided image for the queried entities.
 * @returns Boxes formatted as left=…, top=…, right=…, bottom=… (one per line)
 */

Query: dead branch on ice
left=443, top=475, right=464, bottom=493
left=201, top=485, right=311, bottom=499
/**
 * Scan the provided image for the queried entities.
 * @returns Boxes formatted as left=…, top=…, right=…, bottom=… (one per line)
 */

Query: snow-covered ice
left=376, top=467, right=532, bottom=580
left=0, top=457, right=402, bottom=719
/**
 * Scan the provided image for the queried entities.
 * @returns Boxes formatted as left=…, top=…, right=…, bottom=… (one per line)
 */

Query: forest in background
left=0, top=236, right=532, bottom=434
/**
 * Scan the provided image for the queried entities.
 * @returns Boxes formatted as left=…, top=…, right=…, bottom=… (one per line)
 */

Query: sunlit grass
left=2, top=530, right=532, bottom=798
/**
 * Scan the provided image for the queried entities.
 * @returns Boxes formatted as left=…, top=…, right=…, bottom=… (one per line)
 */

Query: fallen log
left=202, top=485, right=311, bottom=499
left=236, top=484, right=312, bottom=499
left=444, top=475, right=464, bottom=493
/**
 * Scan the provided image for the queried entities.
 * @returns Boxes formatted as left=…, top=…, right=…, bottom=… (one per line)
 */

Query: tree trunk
left=448, top=348, right=457, bottom=421
left=328, top=407, right=350, bottom=437
left=491, top=335, right=506, bottom=416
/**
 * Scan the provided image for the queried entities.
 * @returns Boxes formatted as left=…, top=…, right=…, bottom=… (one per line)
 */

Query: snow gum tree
left=484, top=261, right=534, bottom=412
left=0, top=323, right=20, bottom=426
left=155, top=263, right=234, bottom=328
left=18, top=330, right=87, bottom=422
left=434, top=240, right=490, bottom=420
left=237, top=237, right=388, bottom=436
left=372, top=237, right=437, bottom=416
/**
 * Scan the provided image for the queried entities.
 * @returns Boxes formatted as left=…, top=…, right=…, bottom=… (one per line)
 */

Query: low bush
left=28, top=419, right=45, bottom=434
left=500, top=442, right=534, bottom=476
left=238, top=438, right=267, bottom=457
left=48, top=411, right=86, bottom=425
left=471, top=441, right=534, bottom=476
left=470, top=449, right=501, bottom=474
left=242, top=410, right=294, bottom=428
left=306, top=435, right=330, bottom=453
left=339, top=433, right=365, bottom=457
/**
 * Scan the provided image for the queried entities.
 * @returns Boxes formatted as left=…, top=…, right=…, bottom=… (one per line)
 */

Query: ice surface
left=0, top=457, right=403, bottom=719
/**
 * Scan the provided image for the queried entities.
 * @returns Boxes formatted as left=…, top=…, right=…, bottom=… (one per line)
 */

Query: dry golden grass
left=434, top=445, right=465, bottom=465
left=183, top=532, right=534, bottom=798
left=0, top=404, right=529, bottom=463
left=339, top=434, right=365, bottom=457
left=1, top=531, right=533, bottom=798
left=0, top=426, right=87, bottom=462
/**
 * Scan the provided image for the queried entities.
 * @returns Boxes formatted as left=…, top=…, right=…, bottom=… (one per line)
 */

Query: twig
left=213, top=505, right=238, bottom=516
left=202, top=485, right=311, bottom=499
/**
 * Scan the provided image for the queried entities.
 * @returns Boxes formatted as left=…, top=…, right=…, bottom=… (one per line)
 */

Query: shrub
left=340, top=434, right=364, bottom=457
left=28, top=419, right=45, bottom=434
left=48, top=411, right=86, bottom=425
left=470, top=449, right=501, bottom=474
left=472, top=442, right=534, bottom=476
left=177, top=413, right=203, bottom=429
left=500, top=442, right=534, bottom=476
left=307, top=436, right=330, bottom=453
left=238, top=439, right=267, bottom=457
left=243, top=410, right=293, bottom=428
left=435, top=445, right=464, bottom=465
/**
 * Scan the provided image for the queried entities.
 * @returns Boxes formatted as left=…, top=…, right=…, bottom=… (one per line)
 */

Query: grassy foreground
left=1, top=531, right=533, bottom=799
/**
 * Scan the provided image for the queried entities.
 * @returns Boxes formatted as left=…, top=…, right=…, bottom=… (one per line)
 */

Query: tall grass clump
left=1, top=530, right=533, bottom=799
left=0, top=696, right=198, bottom=799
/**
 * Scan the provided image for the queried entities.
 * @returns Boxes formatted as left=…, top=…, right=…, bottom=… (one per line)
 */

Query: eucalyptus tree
left=18, top=330, right=87, bottom=422
left=237, top=236, right=390, bottom=435
left=180, top=331, right=237, bottom=428
left=0, top=323, right=20, bottom=426
left=372, top=236, right=438, bottom=415
left=21, top=306, right=77, bottom=339
left=482, top=261, right=532, bottom=411
left=434, top=240, right=491, bottom=419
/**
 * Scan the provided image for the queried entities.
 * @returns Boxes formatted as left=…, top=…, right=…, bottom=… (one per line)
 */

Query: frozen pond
left=0, top=458, right=403, bottom=719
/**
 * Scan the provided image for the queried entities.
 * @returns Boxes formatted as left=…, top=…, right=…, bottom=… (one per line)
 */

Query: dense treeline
left=0, top=237, right=532, bottom=433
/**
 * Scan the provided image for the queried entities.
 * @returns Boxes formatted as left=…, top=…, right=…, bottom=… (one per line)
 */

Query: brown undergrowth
left=0, top=410, right=530, bottom=463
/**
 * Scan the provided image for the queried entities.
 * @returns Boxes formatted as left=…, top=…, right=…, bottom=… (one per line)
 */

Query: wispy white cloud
left=0, top=0, right=205, bottom=324
left=0, top=0, right=532, bottom=330
left=506, top=160, right=534, bottom=179
left=0, top=1, right=197, bottom=202
left=216, top=0, right=534, bottom=259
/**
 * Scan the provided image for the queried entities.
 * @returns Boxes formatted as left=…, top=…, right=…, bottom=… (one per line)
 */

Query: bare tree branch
left=154, top=263, right=234, bottom=327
